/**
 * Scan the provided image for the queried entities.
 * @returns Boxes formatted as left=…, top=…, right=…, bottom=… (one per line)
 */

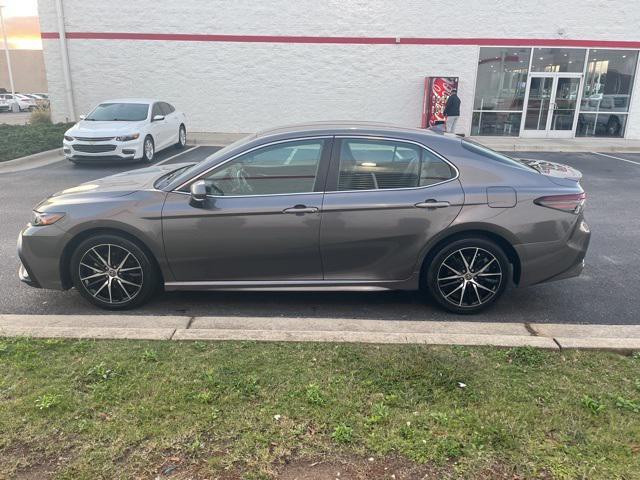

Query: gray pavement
left=0, top=112, right=31, bottom=125
left=0, top=148, right=638, bottom=324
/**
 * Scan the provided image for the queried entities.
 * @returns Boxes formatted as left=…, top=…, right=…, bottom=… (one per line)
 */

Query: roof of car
left=98, top=98, right=159, bottom=104
left=255, top=121, right=460, bottom=143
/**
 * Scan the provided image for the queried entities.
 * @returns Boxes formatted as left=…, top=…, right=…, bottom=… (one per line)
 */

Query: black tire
left=70, top=234, right=159, bottom=310
left=142, top=135, right=155, bottom=163
left=425, top=237, right=509, bottom=314
left=175, top=124, right=187, bottom=149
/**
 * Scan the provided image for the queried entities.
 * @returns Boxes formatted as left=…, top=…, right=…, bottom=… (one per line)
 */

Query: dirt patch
left=276, top=456, right=444, bottom=480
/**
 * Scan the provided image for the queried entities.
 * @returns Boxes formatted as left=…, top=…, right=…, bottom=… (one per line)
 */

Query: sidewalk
left=1, top=315, right=639, bottom=351
left=470, top=136, right=640, bottom=152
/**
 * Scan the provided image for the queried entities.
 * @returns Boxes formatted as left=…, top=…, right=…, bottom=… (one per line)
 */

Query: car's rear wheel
left=70, top=234, right=158, bottom=310
left=425, top=237, right=509, bottom=314
left=175, top=124, right=186, bottom=149
left=142, top=135, right=155, bottom=163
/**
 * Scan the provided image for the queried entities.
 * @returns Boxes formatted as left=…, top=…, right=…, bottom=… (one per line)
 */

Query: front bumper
left=515, top=216, right=591, bottom=287
left=17, top=225, right=70, bottom=291
left=63, top=137, right=144, bottom=162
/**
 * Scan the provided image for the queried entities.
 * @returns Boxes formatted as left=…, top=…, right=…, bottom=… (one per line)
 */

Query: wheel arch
left=418, top=224, right=522, bottom=288
left=60, top=226, right=165, bottom=289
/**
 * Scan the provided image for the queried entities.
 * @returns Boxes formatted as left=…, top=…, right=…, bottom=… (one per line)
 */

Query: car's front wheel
left=142, top=135, right=155, bottom=163
left=70, top=234, right=158, bottom=310
left=425, top=237, right=509, bottom=314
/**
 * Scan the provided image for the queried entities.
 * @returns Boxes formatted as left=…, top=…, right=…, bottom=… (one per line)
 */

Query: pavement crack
left=524, top=322, right=539, bottom=336
left=185, top=316, right=196, bottom=329
left=553, top=338, right=563, bottom=350
left=168, top=328, right=177, bottom=340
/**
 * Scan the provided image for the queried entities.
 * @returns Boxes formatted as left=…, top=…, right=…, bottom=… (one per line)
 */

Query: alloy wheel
left=144, top=138, right=154, bottom=161
left=436, top=247, right=502, bottom=308
left=78, top=244, right=144, bottom=304
left=179, top=127, right=186, bottom=146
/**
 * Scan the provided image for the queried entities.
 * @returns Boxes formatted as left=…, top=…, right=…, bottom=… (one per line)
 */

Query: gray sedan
left=18, top=122, right=590, bottom=314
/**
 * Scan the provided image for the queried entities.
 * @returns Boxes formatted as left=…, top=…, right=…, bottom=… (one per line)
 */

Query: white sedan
left=63, top=98, right=187, bottom=163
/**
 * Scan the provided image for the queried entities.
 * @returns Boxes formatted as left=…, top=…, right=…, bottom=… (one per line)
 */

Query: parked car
left=0, top=93, right=37, bottom=112
left=23, top=93, right=50, bottom=108
left=0, top=96, right=9, bottom=112
left=62, top=98, right=187, bottom=163
left=18, top=122, right=590, bottom=313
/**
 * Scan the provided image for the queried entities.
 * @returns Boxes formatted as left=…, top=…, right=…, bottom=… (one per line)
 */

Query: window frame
left=324, top=136, right=459, bottom=194
left=174, top=136, right=334, bottom=198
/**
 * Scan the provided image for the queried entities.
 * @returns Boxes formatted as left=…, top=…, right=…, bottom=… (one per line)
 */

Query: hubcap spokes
left=437, top=247, right=502, bottom=308
left=79, top=244, right=143, bottom=304
left=145, top=140, right=153, bottom=159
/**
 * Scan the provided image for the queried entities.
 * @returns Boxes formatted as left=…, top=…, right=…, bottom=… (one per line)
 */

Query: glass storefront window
left=577, top=49, right=638, bottom=137
left=471, top=112, right=522, bottom=136
left=473, top=47, right=531, bottom=111
left=576, top=113, right=627, bottom=137
left=531, top=48, right=585, bottom=73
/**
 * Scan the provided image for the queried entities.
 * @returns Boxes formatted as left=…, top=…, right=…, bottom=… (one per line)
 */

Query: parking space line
left=155, top=145, right=199, bottom=165
left=591, top=151, right=640, bottom=166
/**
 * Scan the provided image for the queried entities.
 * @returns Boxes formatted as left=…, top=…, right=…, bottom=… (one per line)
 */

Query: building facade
left=37, top=0, right=640, bottom=138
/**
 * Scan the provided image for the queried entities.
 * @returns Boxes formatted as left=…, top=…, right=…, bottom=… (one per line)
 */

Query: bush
left=29, top=106, right=52, bottom=125
left=0, top=122, right=73, bottom=162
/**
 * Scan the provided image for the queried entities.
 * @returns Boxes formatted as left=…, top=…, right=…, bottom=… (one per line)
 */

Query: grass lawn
left=0, top=123, right=73, bottom=162
left=1, top=338, right=639, bottom=479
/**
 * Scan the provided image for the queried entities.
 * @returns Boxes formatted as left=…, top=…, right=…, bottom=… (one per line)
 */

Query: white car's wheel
left=175, top=124, right=186, bottom=149
left=142, top=136, right=155, bottom=163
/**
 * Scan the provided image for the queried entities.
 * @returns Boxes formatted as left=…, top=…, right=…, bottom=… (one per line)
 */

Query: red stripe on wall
left=39, top=31, right=640, bottom=49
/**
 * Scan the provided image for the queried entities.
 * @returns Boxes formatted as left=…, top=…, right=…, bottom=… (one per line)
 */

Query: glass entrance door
left=521, top=74, right=582, bottom=138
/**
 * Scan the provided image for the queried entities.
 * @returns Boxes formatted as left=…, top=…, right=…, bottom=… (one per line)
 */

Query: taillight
left=534, top=192, right=586, bottom=214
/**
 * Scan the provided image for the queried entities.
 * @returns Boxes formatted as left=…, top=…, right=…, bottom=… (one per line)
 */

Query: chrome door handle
left=282, top=205, right=319, bottom=214
left=415, top=200, right=450, bottom=209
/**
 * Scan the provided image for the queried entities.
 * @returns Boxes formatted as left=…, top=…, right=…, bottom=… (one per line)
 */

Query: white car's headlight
left=115, top=133, right=140, bottom=142
left=31, top=211, right=65, bottom=227
left=63, top=135, right=74, bottom=141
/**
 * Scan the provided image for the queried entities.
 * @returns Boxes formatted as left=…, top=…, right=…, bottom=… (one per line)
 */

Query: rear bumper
left=515, top=216, right=591, bottom=287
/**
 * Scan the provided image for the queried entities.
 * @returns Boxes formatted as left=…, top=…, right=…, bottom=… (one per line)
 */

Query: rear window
left=461, top=140, right=536, bottom=172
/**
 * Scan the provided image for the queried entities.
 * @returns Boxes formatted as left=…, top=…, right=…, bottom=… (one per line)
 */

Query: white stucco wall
left=37, top=0, right=640, bottom=136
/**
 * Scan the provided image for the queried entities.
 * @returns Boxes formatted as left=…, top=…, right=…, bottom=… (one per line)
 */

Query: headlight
left=64, top=135, right=74, bottom=141
left=115, top=133, right=140, bottom=142
left=31, top=211, right=65, bottom=227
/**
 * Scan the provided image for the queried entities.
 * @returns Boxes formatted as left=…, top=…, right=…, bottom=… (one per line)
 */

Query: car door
left=162, top=137, right=332, bottom=282
left=149, top=102, right=171, bottom=149
left=320, top=137, right=464, bottom=281
left=160, top=102, right=179, bottom=143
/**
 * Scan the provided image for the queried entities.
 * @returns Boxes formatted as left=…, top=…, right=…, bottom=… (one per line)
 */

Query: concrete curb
left=0, top=148, right=63, bottom=174
left=0, top=315, right=638, bottom=351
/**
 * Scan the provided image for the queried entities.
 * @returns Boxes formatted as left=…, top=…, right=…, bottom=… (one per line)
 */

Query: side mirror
left=79, top=114, right=86, bottom=120
left=153, top=114, right=165, bottom=122
left=189, top=180, right=208, bottom=207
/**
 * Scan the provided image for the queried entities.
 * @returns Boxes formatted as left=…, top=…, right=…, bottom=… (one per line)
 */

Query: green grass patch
left=0, top=338, right=639, bottom=479
left=0, top=122, right=73, bottom=162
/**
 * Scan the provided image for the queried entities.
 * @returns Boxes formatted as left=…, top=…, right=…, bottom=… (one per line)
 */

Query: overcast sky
left=1, top=0, right=41, bottom=49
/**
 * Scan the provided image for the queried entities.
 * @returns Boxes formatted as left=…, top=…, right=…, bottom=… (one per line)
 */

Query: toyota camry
left=18, top=122, right=590, bottom=314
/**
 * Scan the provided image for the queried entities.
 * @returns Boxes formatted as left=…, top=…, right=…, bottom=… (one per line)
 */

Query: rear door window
left=336, top=138, right=455, bottom=191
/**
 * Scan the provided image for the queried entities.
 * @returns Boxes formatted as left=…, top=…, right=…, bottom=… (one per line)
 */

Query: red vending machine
left=421, top=76, right=459, bottom=128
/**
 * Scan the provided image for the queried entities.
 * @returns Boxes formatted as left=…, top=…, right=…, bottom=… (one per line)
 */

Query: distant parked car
left=19, top=122, right=590, bottom=313
left=0, top=96, right=9, bottom=112
left=24, top=93, right=50, bottom=108
left=63, top=99, right=187, bottom=163
left=0, top=93, right=37, bottom=112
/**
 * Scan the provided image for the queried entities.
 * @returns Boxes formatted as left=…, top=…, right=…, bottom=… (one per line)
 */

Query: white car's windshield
left=85, top=103, right=149, bottom=122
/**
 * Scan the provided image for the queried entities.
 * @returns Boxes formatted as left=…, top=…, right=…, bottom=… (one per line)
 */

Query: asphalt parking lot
left=0, top=147, right=638, bottom=324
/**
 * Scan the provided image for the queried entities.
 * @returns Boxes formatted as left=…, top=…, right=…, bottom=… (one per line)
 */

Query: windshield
left=461, top=140, right=536, bottom=172
left=85, top=103, right=149, bottom=122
